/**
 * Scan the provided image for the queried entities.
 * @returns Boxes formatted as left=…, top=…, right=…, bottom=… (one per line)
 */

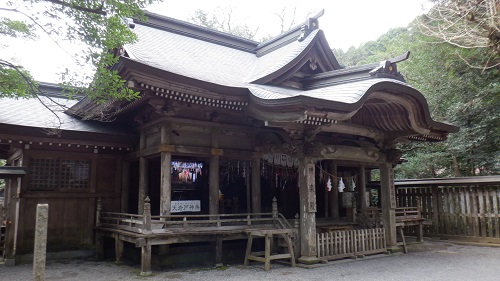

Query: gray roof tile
left=0, top=96, right=132, bottom=135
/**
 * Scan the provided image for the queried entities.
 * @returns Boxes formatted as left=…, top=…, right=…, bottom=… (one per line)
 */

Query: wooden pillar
left=359, top=165, right=367, bottom=211
left=380, top=163, right=397, bottom=247
left=209, top=155, right=220, bottom=215
left=251, top=158, right=261, bottom=214
left=431, top=186, right=440, bottom=235
left=323, top=161, right=329, bottom=218
left=115, top=235, right=124, bottom=263
left=138, top=131, right=148, bottom=214
left=214, top=236, right=223, bottom=266
left=245, top=162, right=251, bottom=213
left=329, top=161, right=339, bottom=220
left=121, top=161, right=130, bottom=213
left=209, top=128, right=220, bottom=215
left=298, top=157, right=318, bottom=263
left=160, top=123, right=172, bottom=217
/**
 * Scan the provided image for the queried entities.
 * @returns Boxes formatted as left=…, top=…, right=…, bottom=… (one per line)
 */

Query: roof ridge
left=139, top=11, right=259, bottom=52
left=254, top=9, right=325, bottom=56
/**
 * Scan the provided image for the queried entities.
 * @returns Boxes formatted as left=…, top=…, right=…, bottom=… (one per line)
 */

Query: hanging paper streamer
left=327, top=178, right=332, bottom=191
left=351, top=178, right=356, bottom=191
left=338, top=178, right=345, bottom=193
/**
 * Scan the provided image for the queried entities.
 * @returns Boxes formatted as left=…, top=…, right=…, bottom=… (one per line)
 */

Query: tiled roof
left=124, top=25, right=320, bottom=87
left=0, top=95, right=132, bottom=135
left=248, top=78, right=410, bottom=104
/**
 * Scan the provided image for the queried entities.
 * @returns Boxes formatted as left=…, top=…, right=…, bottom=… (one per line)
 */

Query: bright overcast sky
left=1, top=0, right=431, bottom=83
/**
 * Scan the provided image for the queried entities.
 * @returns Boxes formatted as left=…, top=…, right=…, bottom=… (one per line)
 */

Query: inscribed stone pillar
left=33, top=204, right=48, bottom=281
left=160, top=123, right=172, bottom=216
left=380, top=163, right=397, bottom=247
left=251, top=158, right=261, bottom=214
left=298, top=157, right=318, bottom=261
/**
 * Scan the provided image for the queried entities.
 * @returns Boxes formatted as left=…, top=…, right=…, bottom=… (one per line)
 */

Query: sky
left=1, top=0, right=431, bottom=83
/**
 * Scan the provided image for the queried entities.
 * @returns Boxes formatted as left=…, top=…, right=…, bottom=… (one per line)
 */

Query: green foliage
left=0, top=62, right=37, bottom=98
left=0, top=18, right=34, bottom=38
left=337, top=21, right=500, bottom=178
left=1, top=0, right=160, bottom=102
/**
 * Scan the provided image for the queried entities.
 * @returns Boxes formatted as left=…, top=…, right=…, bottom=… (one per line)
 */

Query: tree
left=189, top=5, right=314, bottom=42
left=336, top=24, right=500, bottom=178
left=418, top=0, right=500, bottom=69
left=0, top=0, right=160, bottom=103
left=189, top=7, right=259, bottom=40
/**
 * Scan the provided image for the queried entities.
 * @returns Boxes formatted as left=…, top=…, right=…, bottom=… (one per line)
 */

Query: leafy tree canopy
left=0, top=0, right=160, bottom=103
left=418, top=0, right=500, bottom=69
left=335, top=22, right=499, bottom=178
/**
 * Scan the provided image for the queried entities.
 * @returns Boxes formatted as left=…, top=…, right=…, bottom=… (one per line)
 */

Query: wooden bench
left=244, top=229, right=295, bottom=271
left=361, top=199, right=431, bottom=252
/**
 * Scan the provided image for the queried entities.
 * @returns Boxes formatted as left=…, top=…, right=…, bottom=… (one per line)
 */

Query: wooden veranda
left=95, top=197, right=297, bottom=274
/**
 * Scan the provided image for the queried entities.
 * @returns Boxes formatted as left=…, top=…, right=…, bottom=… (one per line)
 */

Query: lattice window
left=60, top=160, right=90, bottom=189
left=28, top=158, right=90, bottom=190
left=29, top=158, right=60, bottom=190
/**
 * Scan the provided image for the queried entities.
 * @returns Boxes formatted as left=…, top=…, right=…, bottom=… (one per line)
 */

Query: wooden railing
left=96, top=197, right=294, bottom=235
left=317, top=228, right=386, bottom=260
left=359, top=203, right=429, bottom=227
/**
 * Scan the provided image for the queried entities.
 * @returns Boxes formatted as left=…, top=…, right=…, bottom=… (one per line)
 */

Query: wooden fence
left=395, top=176, right=500, bottom=243
left=317, top=228, right=386, bottom=260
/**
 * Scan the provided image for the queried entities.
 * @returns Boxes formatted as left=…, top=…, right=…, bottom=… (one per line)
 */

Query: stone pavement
left=1, top=240, right=500, bottom=281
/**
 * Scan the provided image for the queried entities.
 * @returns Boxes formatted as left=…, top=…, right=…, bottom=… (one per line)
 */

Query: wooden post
left=359, top=165, right=367, bottom=211
left=138, top=131, right=148, bottom=214
left=329, top=161, right=339, bottom=220
left=33, top=204, right=49, bottom=281
left=272, top=197, right=278, bottom=219
left=138, top=157, right=148, bottom=214
left=209, top=128, right=220, bottom=215
left=140, top=241, right=152, bottom=276
left=160, top=123, right=173, bottom=217
left=324, top=161, right=329, bottom=218
left=115, top=235, right=124, bottom=263
left=245, top=162, right=251, bottom=213
left=298, top=157, right=319, bottom=264
left=251, top=158, right=261, bottom=214
left=121, top=162, right=130, bottom=213
left=214, top=236, right=223, bottom=267
left=95, top=197, right=102, bottom=227
left=143, top=197, right=152, bottom=234
left=379, top=163, right=397, bottom=248
left=209, top=155, right=220, bottom=215
left=431, top=186, right=440, bottom=235
left=160, top=152, right=172, bottom=216
left=140, top=196, right=152, bottom=276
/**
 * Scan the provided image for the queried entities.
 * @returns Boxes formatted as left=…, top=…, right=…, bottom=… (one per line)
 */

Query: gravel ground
left=1, top=240, right=500, bottom=281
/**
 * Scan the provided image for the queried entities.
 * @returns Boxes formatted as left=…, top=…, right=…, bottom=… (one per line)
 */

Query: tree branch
left=42, top=0, right=107, bottom=16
